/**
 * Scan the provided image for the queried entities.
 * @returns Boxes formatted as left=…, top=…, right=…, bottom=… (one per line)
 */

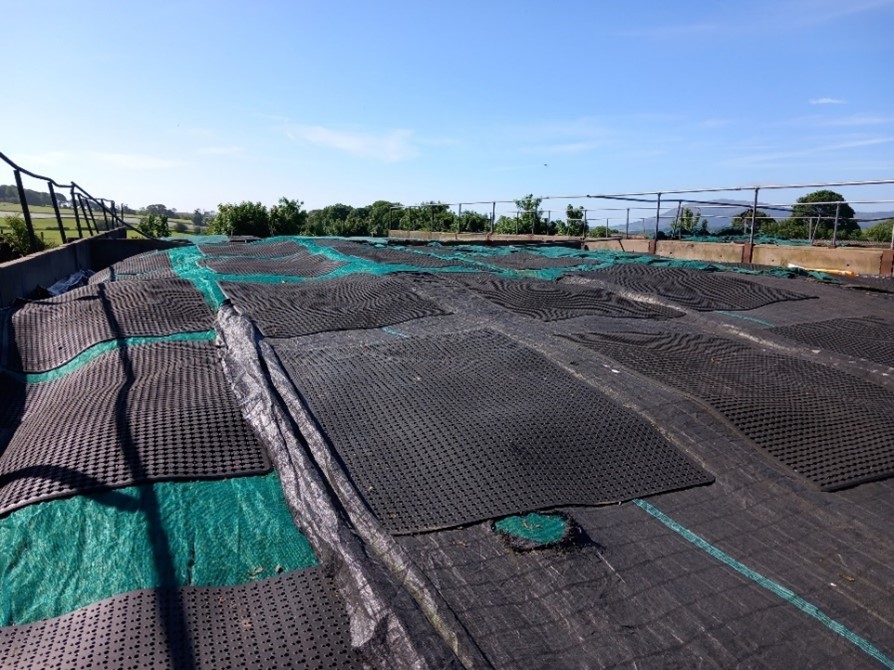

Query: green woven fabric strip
left=494, top=513, right=568, bottom=545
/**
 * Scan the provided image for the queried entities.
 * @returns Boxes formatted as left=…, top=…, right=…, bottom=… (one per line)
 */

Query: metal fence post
left=625, top=208, right=630, bottom=239
left=47, top=181, right=67, bottom=244
left=13, top=169, right=38, bottom=252
left=831, top=201, right=841, bottom=247
left=654, top=192, right=662, bottom=239
left=490, top=202, right=496, bottom=234
left=749, top=187, right=759, bottom=244
left=71, top=187, right=84, bottom=238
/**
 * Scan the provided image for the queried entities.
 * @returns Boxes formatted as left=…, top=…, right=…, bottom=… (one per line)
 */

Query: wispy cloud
left=284, top=125, right=418, bottom=162
left=89, top=152, right=183, bottom=170
left=722, top=136, right=894, bottom=167
left=196, top=145, right=243, bottom=156
left=810, top=97, right=847, bottom=105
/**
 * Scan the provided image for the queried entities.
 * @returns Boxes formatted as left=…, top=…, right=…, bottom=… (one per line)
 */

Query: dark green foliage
left=730, top=209, right=776, bottom=233
left=791, top=190, right=860, bottom=240
left=669, top=207, right=708, bottom=239
left=862, top=219, right=894, bottom=243
left=561, top=205, right=586, bottom=236
left=209, top=201, right=270, bottom=237
left=1, top=215, right=46, bottom=258
left=143, top=203, right=176, bottom=218
left=456, top=210, right=491, bottom=233
left=269, top=197, right=307, bottom=235
left=137, top=213, right=170, bottom=238
left=0, top=185, right=67, bottom=208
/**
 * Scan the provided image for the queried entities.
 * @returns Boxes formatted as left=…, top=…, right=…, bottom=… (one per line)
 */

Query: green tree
left=669, top=207, right=708, bottom=239
left=1, top=215, right=46, bottom=257
left=588, top=225, right=613, bottom=238
left=791, top=190, right=859, bottom=240
left=209, top=201, right=270, bottom=237
left=144, top=203, right=175, bottom=218
left=456, top=210, right=491, bottom=233
left=563, top=204, right=586, bottom=236
left=137, top=213, right=170, bottom=238
left=192, top=209, right=204, bottom=227
left=366, top=200, right=400, bottom=237
left=515, top=194, right=547, bottom=234
left=269, top=197, right=307, bottom=235
left=862, top=219, right=894, bottom=243
left=730, top=208, right=776, bottom=233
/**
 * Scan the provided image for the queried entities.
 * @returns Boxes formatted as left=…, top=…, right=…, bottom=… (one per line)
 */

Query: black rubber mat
left=221, top=274, right=450, bottom=338
left=560, top=330, right=894, bottom=491
left=0, top=279, right=214, bottom=373
left=0, top=567, right=358, bottom=670
left=448, top=273, right=683, bottom=321
left=770, top=316, right=894, bottom=368
left=199, top=251, right=345, bottom=278
left=316, top=240, right=472, bottom=269
left=475, top=250, right=596, bottom=270
left=275, top=329, right=712, bottom=534
left=580, top=264, right=814, bottom=311
left=0, top=341, right=270, bottom=516
left=198, top=240, right=306, bottom=257
left=89, top=252, right=177, bottom=284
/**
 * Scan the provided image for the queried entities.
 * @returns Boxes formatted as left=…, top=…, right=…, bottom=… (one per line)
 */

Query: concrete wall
left=0, top=230, right=183, bottom=306
left=751, top=245, right=885, bottom=275
left=583, top=239, right=651, bottom=254
left=655, top=240, right=744, bottom=264
left=388, top=230, right=582, bottom=245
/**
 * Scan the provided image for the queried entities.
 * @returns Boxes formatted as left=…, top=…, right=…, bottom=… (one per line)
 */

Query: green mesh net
left=493, top=512, right=569, bottom=546
left=0, top=473, right=317, bottom=626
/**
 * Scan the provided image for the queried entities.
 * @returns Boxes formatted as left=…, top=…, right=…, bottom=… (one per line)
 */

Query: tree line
left=0, top=185, right=69, bottom=208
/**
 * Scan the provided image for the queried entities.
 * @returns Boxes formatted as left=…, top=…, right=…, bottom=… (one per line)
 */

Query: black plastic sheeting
left=0, top=280, right=214, bottom=372
left=198, top=240, right=306, bottom=257
left=199, top=251, right=345, bottom=278
left=580, top=264, right=814, bottom=311
left=448, top=274, right=683, bottom=321
left=0, top=340, right=270, bottom=516
left=561, top=330, right=894, bottom=491
left=0, top=567, right=358, bottom=670
left=770, top=316, right=894, bottom=369
left=316, top=240, right=473, bottom=269
left=273, top=328, right=712, bottom=533
left=220, top=274, right=450, bottom=338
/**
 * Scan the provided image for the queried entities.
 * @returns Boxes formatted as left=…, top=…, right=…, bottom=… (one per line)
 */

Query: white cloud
left=285, top=125, right=418, bottom=162
left=810, top=97, right=847, bottom=105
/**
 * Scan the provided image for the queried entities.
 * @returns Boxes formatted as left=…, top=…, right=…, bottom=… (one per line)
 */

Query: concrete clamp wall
left=655, top=240, right=745, bottom=264
left=751, top=245, right=885, bottom=275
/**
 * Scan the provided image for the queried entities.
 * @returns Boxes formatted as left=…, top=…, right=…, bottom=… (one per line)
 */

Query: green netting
left=0, top=473, right=317, bottom=626
left=0, top=331, right=217, bottom=384
left=162, top=237, right=834, bottom=310
left=493, top=513, right=569, bottom=546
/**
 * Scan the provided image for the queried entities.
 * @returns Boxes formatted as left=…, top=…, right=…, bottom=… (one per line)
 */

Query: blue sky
left=3, top=0, right=893, bottom=217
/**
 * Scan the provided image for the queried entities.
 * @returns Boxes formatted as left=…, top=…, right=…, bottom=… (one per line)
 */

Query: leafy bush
left=1, top=215, right=46, bottom=258
left=137, top=213, right=170, bottom=238
left=862, top=219, right=894, bottom=243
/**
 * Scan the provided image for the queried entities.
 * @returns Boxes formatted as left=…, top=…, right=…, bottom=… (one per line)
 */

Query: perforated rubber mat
left=448, top=273, right=683, bottom=321
left=0, top=567, right=358, bottom=670
left=199, top=251, right=345, bottom=278
left=316, top=240, right=472, bottom=268
left=0, top=340, right=270, bottom=516
left=221, top=274, right=449, bottom=338
left=198, top=240, right=306, bottom=257
left=274, top=329, right=712, bottom=534
left=0, top=279, right=214, bottom=373
left=475, top=250, right=596, bottom=270
left=580, top=264, right=814, bottom=311
left=770, top=316, right=894, bottom=368
left=561, top=330, right=894, bottom=491
left=89, top=252, right=177, bottom=284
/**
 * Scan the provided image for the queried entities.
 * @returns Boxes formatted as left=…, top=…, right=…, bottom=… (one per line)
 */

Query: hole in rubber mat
left=560, top=330, right=894, bottom=491
left=220, top=273, right=450, bottom=337
left=447, top=273, right=683, bottom=321
left=0, top=567, right=358, bottom=670
left=0, top=279, right=214, bottom=373
left=770, top=316, right=894, bottom=368
left=579, top=264, right=814, bottom=311
left=493, top=512, right=584, bottom=551
left=273, top=328, right=712, bottom=534
left=0, top=340, right=270, bottom=517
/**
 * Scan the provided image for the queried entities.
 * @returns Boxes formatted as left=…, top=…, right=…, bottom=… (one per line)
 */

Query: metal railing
left=0, top=150, right=150, bottom=255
